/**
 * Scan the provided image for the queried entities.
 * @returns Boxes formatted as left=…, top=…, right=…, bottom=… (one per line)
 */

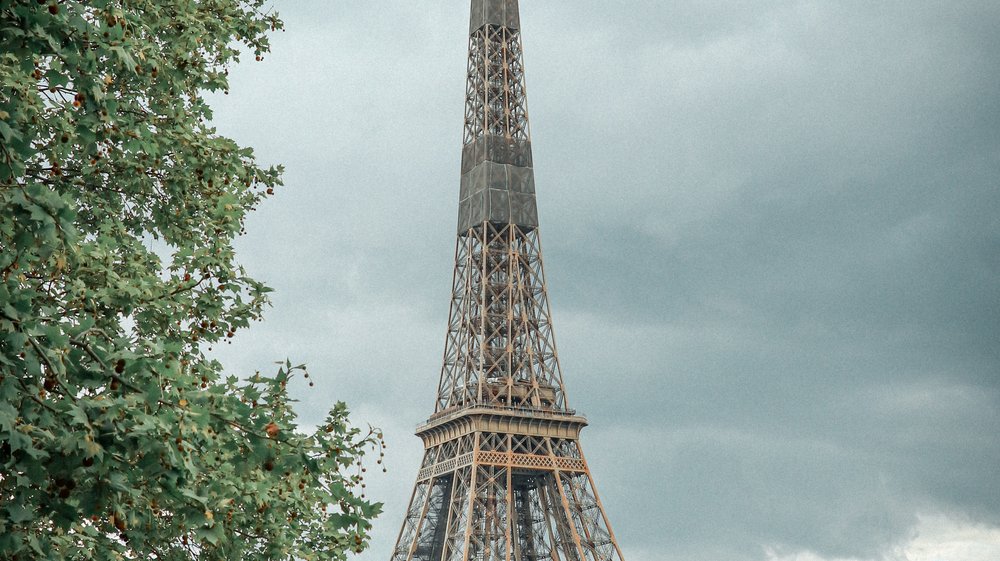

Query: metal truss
left=435, top=223, right=568, bottom=413
left=464, top=17, right=530, bottom=145
left=391, top=432, right=624, bottom=561
left=390, top=2, right=624, bottom=560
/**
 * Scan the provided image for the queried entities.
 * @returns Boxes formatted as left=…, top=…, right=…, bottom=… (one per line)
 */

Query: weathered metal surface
left=469, top=0, right=520, bottom=33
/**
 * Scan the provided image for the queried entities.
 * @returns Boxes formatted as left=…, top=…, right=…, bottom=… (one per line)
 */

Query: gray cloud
left=207, top=1, right=1000, bottom=560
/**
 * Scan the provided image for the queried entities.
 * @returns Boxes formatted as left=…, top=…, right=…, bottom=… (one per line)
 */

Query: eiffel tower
left=389, top=2, right=625, bottom=560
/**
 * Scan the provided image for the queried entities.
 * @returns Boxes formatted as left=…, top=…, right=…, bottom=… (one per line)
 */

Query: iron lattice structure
left=391, top=2, right=624, bottom=560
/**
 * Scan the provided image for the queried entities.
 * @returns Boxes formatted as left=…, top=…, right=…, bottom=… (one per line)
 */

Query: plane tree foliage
left=0, top=1, right=382, bottom=559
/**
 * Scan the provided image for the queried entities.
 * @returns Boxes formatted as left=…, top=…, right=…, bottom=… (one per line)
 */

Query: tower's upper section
left=458, top=0, right=537, bottom=233
left=434, top=1, right=570, bottom=416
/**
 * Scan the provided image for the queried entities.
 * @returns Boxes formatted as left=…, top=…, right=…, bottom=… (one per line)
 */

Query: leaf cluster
left=1, top=1, right=381, bottom=559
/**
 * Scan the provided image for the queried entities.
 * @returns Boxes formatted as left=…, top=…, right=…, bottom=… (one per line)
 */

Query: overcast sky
left=206, top=2, right=1000, bottom=560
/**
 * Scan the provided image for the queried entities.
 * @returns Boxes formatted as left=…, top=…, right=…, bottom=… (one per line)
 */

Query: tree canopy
left=1, top=1, right=381, bottom=559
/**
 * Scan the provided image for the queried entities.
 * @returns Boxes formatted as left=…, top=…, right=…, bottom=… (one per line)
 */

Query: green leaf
left=195, top=524, right=223, bottom=546
left=6, top=503, right=35, bottom=524
left=0, top=120, right=15, bottom=142
left=0, top=401, right=17, bottom=431
left=110, top=46, right=137, bottom=71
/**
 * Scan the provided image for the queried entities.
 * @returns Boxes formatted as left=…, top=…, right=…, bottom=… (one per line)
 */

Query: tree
left=0, top=1, right=382, bottom=559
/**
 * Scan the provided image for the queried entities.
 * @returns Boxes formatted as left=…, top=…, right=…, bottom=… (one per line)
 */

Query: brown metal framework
left=390, top=2, right=624, bottom=560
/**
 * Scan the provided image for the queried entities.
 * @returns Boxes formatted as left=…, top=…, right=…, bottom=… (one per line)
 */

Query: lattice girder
left=436, top=223, right=568, bottom=414
left=393, top=421, right=624, bottom=561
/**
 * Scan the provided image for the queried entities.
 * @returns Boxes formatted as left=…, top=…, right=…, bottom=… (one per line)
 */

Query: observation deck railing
left=417, top=403, right=587, bottom=432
